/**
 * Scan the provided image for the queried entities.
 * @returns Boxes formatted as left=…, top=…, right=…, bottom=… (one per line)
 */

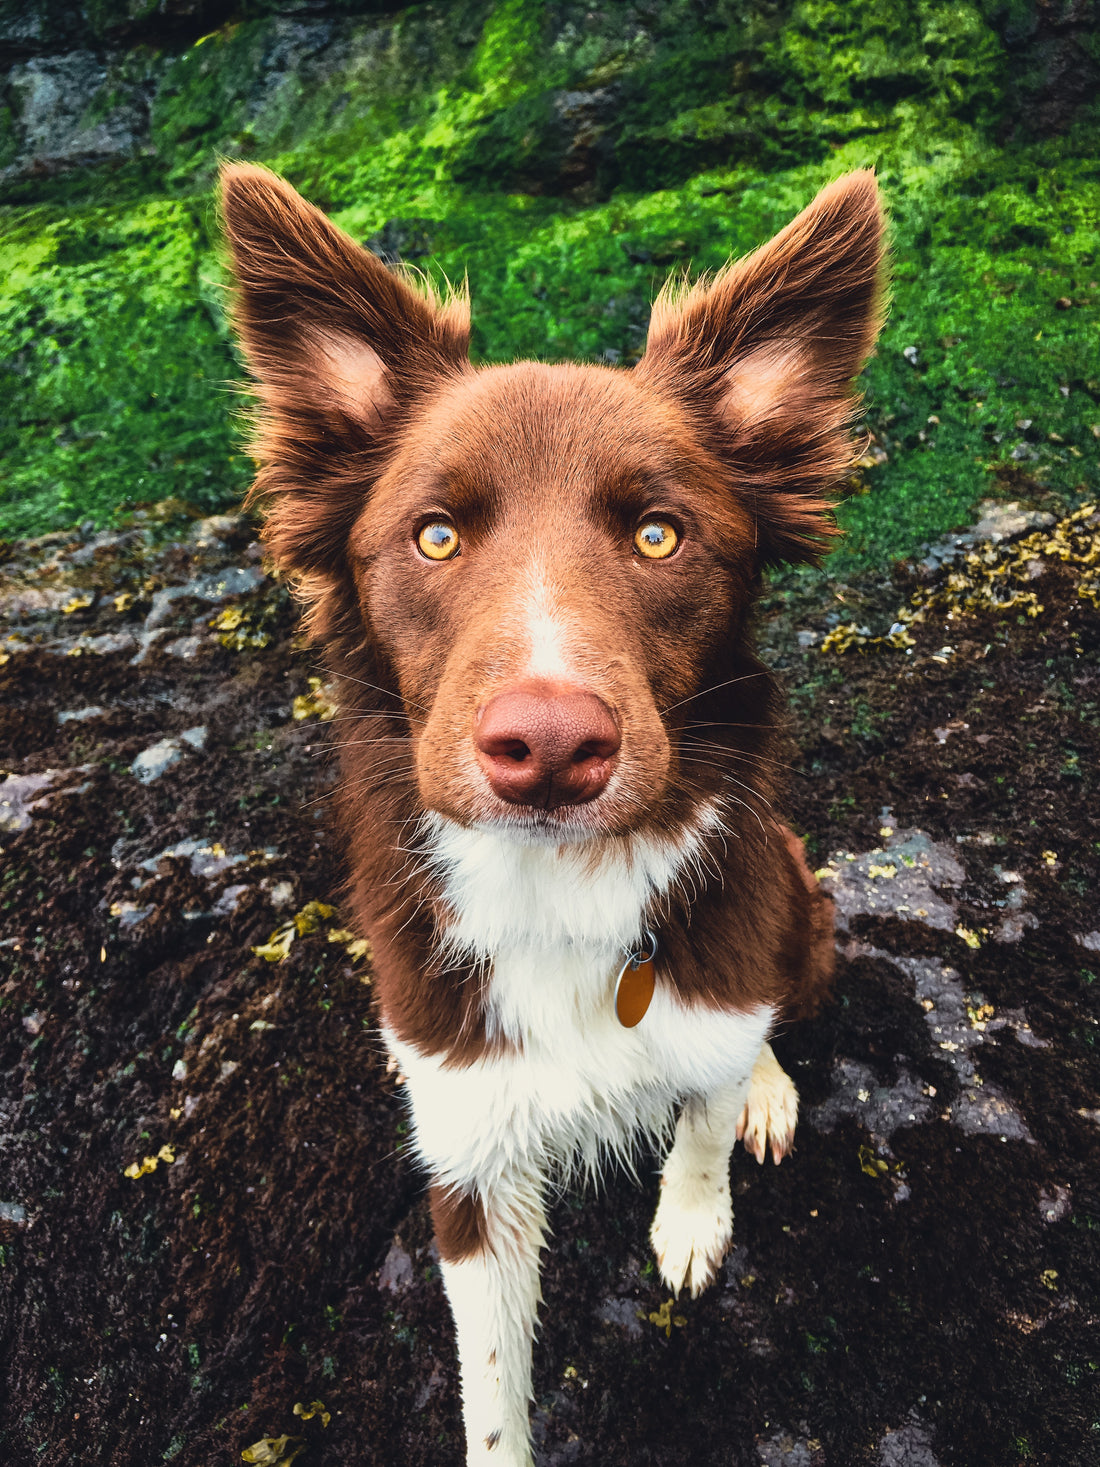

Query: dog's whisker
left=677, top=735, right=793, bottom=771
left=296, top=764, right=415, bottom=809
left=321, top=737, right=414, bottom=751
left=678, top=748, right=791, bottom=779
left=660, top=671, right=770, bottom=716
left=673, top=757, right=775, bottom=810
left=317, top=665, right=431, bottom=714
left=287, top=708, right=424, bottom=727
left=666, top=768, right=771, bottom=836
left=672, top=753, right=773, bottom=795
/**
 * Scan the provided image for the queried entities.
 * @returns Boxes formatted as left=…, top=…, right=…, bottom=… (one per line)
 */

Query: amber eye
left=633, top=519, right=679, bottom=560
left=417, top=520, right=460, bottom=560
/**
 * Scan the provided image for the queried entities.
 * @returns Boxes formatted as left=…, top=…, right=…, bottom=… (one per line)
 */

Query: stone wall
left=2, top=0, right=1096, bottom=194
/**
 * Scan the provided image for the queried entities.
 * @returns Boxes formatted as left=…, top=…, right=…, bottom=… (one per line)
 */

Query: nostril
left=476, top=732, right=532, bottom=762
left=573, top=736, right=619, bottom=763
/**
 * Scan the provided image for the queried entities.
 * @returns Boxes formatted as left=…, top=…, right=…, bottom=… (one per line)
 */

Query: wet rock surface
left=2, top=1, right=1096, bottom=191
left=1, top=505, right=1098, bottom=1465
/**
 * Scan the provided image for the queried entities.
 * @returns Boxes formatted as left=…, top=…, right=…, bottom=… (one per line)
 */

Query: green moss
left=841, top=124, right=1100, bottom=565
left=0, top=101, right=19, bottom=172
left=0, top=198, right=249, bottom=538
left=1, top=0, right=1097, bottom=559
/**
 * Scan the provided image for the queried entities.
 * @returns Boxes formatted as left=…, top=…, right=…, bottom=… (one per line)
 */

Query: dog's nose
left=475, top=682, right=621, bottom=808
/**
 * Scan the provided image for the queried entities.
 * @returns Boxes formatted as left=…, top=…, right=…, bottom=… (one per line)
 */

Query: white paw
left=650, top=1176, right=733, bottom=1298
left=736, top=1047, right=799, bottom=1165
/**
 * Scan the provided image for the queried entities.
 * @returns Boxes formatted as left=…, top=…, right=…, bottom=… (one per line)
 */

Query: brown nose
left=474, top=681, right=621, bottom=809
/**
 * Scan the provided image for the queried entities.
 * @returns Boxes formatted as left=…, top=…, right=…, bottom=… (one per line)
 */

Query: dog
left=221, top=162, right=885, bottom=1466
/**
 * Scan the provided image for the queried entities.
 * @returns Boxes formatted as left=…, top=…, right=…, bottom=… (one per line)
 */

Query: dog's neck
left=420, top=804, right=727, bottom=963
left=415, top=805, right=724, bottom=1050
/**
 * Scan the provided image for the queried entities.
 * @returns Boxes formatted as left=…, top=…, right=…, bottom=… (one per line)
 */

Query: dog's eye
left=633, top=519, right=679, bottom=560
left=417, top=521, right=460, bottom=561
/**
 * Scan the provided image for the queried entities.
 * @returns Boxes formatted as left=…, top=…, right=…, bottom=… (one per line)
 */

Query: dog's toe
left=650, top=1179, right=733, bottom=1299
left=736, top=1046, right=799, bottom=1165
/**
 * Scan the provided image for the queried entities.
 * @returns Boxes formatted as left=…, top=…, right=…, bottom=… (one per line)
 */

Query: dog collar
left=615, top=930, right=657, bottom=1027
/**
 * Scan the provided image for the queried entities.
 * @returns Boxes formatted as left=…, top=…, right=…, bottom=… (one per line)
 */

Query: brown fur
left=220, top=163, right=885, bottom=1061
left=430, top=1185, right=488, bottom=1264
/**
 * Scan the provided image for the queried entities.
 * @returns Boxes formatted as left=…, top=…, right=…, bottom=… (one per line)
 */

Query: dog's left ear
left=636, top=170, right=887, bottom=565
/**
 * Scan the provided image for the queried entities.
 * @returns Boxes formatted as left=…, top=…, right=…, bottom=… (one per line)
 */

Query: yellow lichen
left=210, top=604, right=272, bottom=651
left=821, top=611, right=919, bottom=655
left=252, top=902, right=354, bottom=964
left=293, top=1401, right=331, bottom=1428
left=822, top=505, right=1100, bottom=654
left=123, top=1143, right=175, bottom=1179
left=251, top=926, right=296, bottom=964
left=210, top=606, right=245, bottom=630
left=326, top=928, right=373, bottom=964
left=292, top=677, right=338, bottom=722
left=858, top=1145, right=889, bottom=1178
left=647, top=1298, right=687, bottom=1336
left=293, top=900, right=336, bottom=935
left=240, top=1436, right=305, bottom=1466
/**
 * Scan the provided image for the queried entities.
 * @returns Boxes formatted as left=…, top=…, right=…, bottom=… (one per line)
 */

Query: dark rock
left=2, top=50, right=150, bottom=179
left=876, top=1417, right=941, bottom=1467
left=452, top=84, right=619, bottom=198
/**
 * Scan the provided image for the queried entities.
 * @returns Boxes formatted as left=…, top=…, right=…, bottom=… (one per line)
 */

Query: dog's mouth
left=474, top=797, right=622, bottom=846
left=474, top=747, right=620, bottom=816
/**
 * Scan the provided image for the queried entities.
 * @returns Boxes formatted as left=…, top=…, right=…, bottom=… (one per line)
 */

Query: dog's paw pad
left=736, top=1052, right=799, bottom=1165
left=650, top=1182, right=732, bottom=1299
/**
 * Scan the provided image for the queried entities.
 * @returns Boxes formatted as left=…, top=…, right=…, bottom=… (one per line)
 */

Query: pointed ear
left=635, top=170, right=888, bottom=565
left=219, top=163, right=470, bottom=609
left=221, top=162, right=469, bottom=436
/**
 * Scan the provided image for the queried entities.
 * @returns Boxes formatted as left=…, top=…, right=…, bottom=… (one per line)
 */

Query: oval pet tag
left=615, top=932, right=658, bottom=1027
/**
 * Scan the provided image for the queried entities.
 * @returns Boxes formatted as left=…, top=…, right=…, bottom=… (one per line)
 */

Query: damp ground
left=1, top=502, right=1098, bottom=1467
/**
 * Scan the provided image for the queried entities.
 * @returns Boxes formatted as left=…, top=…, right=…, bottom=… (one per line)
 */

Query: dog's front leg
left=650, top=1078, right=748, bottom=1299
left=651, top=1043, right=799, bottom=1297
left=431, top=1173, right=546, bottom=1467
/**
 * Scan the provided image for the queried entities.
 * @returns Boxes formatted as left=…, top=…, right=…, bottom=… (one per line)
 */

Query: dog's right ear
left=220, top=164, right=469, bottom=590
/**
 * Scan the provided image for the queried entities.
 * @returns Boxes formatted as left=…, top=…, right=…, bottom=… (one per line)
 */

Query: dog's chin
left=449, top=789, right=645, bottom=847
left=473, top=803, right=616, bottom=847
left=422, top=764, right=667, bottom=847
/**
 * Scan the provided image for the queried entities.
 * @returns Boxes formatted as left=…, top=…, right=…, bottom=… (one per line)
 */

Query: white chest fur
left=385, top=813, right=774, bottom=1193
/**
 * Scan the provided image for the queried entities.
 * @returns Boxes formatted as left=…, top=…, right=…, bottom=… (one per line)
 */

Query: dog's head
left=221, top=167, right=885, bottom=844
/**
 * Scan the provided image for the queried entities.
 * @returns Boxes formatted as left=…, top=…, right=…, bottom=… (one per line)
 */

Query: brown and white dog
left=221, top=165, right=886, bottom=1466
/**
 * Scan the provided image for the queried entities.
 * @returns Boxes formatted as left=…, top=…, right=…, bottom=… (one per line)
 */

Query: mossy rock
left=0, top=0, right=1097, bottom=561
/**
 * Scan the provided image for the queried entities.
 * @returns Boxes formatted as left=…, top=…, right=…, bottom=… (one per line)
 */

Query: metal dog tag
left=615, top=931, right=658, bottom=1027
